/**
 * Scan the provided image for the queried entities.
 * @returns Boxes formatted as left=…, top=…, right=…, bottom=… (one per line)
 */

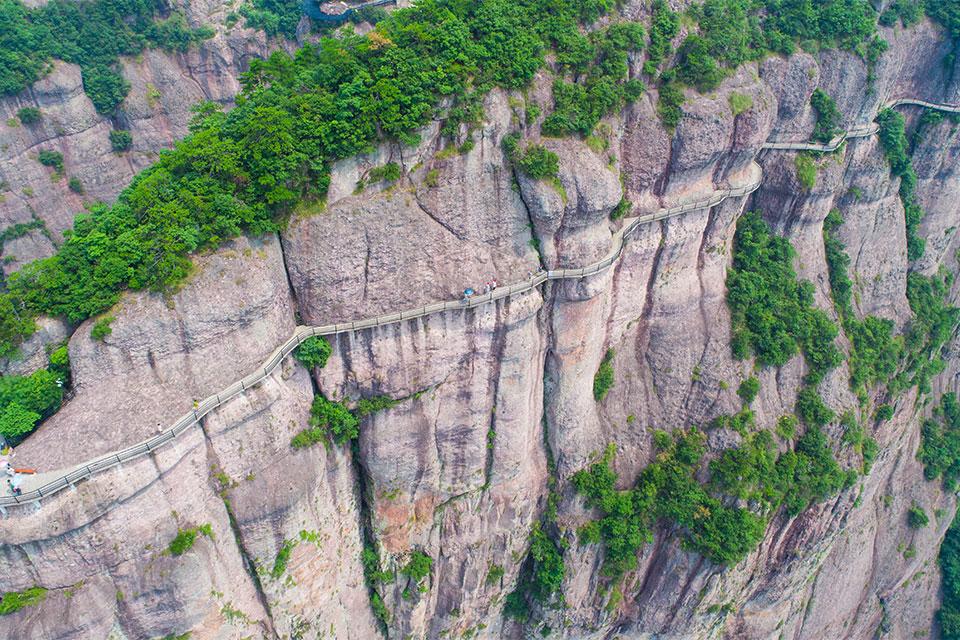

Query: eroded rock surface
left=2, top=11, right=960, bottom=640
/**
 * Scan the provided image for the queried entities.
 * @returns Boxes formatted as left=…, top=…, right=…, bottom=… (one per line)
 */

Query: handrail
left=4, top=97, right=956, bottom=510
left=761, top=98, right=959, bottom=152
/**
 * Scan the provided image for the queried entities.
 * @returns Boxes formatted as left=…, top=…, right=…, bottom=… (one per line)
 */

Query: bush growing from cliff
left=16, top=107, right=40, bottom=125
left=0, top=368, right=63, bottom=441
left=240, top=0, right=302, bottom=39
left=794, top=154, right=817, bottom=190
left=540, top=22, right=646, bottom=137
left=823, top=209, right=904, bottom=394
left=400, top=550, right=433, bottom=583
left=939, top=515, right=960, bottom=638
left=593, top=349, right=615, bottom=402
left=367, top=162, right=402, bottom=184
left=109, top=130, right=132, bottom=153
left=271, top=539, right=296, bottom=579
left=876, top=107, right=927, bottom=261
left=168, top=523, right=213, bottom=556
left=510, top=142, right=559, bottom=180
left=573, top=430, right=769, bottom=572
left=293, top=336, right=331, bottom=370
left=644, top=0, right=679, bottom=76
left=90, top=316, right=114, bottom=341
left=919, top=393, right=960, bottom=491
left=810, top=89, right=842, bottom=143
left=657, top=78, right=685, bottom=131
left=907, top=504, right=929, bottom=529
left=728, top=92, right=753, bottom=116
left=37, top=150, right=64, bottom=174
left=727, top=211, right=841, bottom=381
left=927, top=0, right=960, bottom=38
left=737, top=376, right=760, bottom=404
left=0, top=586, right=46, bottom=616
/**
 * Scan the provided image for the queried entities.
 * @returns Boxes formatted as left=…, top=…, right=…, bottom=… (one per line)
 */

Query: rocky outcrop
left=2, top=11, right=960, bottom=640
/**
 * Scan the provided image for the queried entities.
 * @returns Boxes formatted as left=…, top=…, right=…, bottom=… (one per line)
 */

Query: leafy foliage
left=540, top=22, right=646, bottom=137
left=240, top=0, right=302, bottom=39
left=727, top=211, right=841, bottom=383
left=657, top=77, right=685, bottom=132
left=0, top=366, right=64, bottom=441
left=573, top=431, right=772, bottom=574
left=16, top=107, right=40, bottom=125
left=670, top=0, right=882, bottom=96
left=0, top=0, right=644, bottom=359
left=927, top=0, right=960, bottom=38
left=37, top=150, right=64, bottom=174
left=593, top=349, right=615, bottom=402
left=728, top=92, right=752, bottom=116
left=896, top=270, right=960, bottom=395
left=940, top=514, right=960, bottom=638
left=523, top=523, right=566, bottom=601
left=795, top=154, right=816, bottom=190
left=643, top=0, right=679, bottom=76
left=400, top=550, right=433, bottom=583
left=293, top=336, right=331, bottom=370
left=907, top=504, right=929, bottom=529
left=270, top=539, right=296, bottom=579
left=367, top=162, right=402, bottom=183
left=109, top=129, right=132, bottom=152
left=876, top=107, right=925, bottom=260
left=91, top=316, right=114, bottom=341
left=0, top=586, right=46, bottom=616
left=0, top=0, right=213, bottom=113
left=169, top=523, right=213, bottom=556
left=291, top=395, right=359, bottom=448
left=919, top=393, right=960, bottom=491
left=737, top=376, right=759, bottom=404
left=810, top=89, right=842, bottom=143
left=506, top=139, right=559, bottom=180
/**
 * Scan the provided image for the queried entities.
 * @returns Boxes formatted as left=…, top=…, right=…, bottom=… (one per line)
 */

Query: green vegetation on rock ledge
left=293, top=336, right=332, bottom=370
left=0, top=347, right=68, bottom=442
left=593, top=348, right=615, bottom=402
left=0, top=0, right=213, bottom=113
left=0, top=586, right=47, bottom=616
left=0, top=0, right=648, bottom=360
left=168, top=523, right=213, bottom=556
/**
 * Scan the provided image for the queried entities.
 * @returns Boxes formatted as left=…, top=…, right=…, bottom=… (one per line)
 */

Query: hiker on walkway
left=462, top=288, right=475, bottom=304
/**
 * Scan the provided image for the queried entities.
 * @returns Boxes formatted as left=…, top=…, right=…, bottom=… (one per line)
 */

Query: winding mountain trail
left=3, top=98, right=958, bottom=511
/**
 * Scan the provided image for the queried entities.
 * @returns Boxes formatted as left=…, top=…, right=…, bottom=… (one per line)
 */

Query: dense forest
left=0, top=0, right=213, bottom=113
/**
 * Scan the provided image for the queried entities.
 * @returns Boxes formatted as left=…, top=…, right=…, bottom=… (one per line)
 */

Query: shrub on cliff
left=810, top=89, right=842, bottom=143
left=109, top=130, right=132, bottom=152
left=0, top=368, right=63, bottom=441
left=737, top=376, right=760, bottom=404
left=400, top=550, right=433, bottom=583
left=168, top=523, right=213, bottom=556
left=593, top=349, right=615, bottom=402
left=15, top=107, right=40, bottom=125
left=908, top=504, right=929, bottom=529
left=0, top=586, right=46, bottom=616
left=727, top=211, right=841, bottom=380
left=293, top=336, right=331, bottom=370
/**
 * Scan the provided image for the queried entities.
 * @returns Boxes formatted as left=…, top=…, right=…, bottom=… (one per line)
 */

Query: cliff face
left=1, top=5, right=960, bottom=640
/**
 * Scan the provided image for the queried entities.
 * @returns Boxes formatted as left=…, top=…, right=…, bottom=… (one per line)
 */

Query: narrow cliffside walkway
left=3, top=98, right=958, bottom=511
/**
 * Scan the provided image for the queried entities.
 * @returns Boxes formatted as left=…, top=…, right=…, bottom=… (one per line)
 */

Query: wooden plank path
left=3, top=98, right=958, bottom=511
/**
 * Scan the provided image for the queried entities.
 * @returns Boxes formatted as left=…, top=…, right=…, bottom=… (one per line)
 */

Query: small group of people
left=2, top=447, right=21, bottom=496
left=462, top=278, right=500, bottom=303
